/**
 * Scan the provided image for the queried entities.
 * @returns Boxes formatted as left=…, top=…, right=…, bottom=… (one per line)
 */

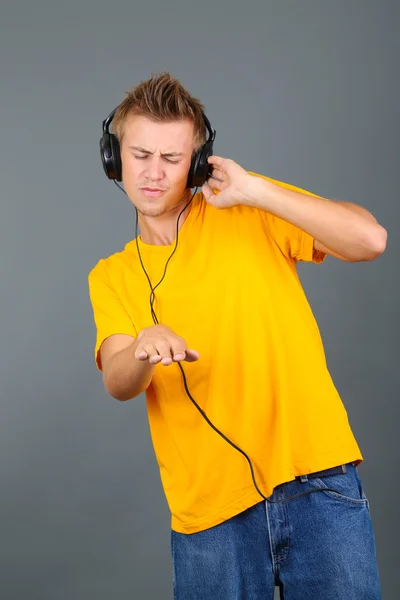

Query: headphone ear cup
left=99, top=132, right=122, bottom=181
left=187, top=151, right=200, bottom=189
left=110, top=134, right=122, bottom=181
left=100, top=133, right=112, bottom=178
left=186, top=140, right=214, bottom=189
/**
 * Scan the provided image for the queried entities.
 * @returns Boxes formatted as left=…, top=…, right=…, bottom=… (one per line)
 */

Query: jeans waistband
left=295, top=462, right=355, bottom=483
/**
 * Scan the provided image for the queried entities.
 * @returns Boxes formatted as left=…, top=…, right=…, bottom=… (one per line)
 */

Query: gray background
left=1, top=1, right=398, bottom=598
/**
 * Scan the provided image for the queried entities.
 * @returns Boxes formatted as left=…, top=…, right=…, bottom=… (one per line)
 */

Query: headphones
left=99, top=107, right=216, bottom=189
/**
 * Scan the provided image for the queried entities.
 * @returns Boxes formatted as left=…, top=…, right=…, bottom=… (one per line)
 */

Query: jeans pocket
left=311, top=465, right=369, bottom=507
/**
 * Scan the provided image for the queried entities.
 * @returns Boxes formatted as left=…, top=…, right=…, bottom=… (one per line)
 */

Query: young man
left=88, top=72, right=385, bottom=599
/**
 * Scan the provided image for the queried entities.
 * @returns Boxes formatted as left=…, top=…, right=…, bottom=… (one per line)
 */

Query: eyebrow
left=128, top=145, right=184, bottom=158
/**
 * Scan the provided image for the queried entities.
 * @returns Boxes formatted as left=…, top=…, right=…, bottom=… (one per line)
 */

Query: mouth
left=140, top=187, right=166, bottom=198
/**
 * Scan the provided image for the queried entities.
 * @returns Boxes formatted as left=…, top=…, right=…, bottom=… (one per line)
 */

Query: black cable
left=114, top=179, right=348, bottom=504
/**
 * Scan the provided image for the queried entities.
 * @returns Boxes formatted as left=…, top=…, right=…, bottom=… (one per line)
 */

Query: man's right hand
left=134, top=324, right=200, bottom=366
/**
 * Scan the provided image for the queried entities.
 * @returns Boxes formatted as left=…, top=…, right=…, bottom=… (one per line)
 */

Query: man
left=88, top=72, right=385, bottom=599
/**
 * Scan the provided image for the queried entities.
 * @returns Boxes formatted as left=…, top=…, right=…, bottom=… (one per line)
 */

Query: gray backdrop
left=1, top=1, right=398, bottom=598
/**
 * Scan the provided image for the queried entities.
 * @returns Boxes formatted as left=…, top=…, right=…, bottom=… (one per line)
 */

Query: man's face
left=120, top=115, right=195, bottom=218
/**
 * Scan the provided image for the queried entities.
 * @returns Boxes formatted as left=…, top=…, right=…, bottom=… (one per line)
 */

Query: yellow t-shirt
left=88, top=173, right=363, bottom=534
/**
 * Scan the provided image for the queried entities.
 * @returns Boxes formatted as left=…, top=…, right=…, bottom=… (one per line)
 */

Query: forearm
left=104, top=340, right=156, bottom=401
left=247, top=175, right=387, bottom=261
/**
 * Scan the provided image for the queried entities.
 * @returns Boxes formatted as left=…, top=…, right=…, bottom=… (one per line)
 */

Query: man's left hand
left=201, top=155, right=255, bottom=209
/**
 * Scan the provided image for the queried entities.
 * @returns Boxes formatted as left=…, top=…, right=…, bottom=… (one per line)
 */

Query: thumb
left=202, top=183, right=220, bottom=204
left=201, top=182, right=214, bottom=201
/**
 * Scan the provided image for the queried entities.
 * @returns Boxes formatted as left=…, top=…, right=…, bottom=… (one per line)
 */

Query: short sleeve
left=88, top=259, right=138, bottom=371
left=250, top=171, right=327, bottom=264
left=260, top=211, right=327, bottom=264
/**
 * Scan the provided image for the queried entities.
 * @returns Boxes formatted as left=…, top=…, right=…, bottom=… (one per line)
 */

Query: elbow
left=109, top=389, right=136, bottom=402
left=108, top=388, right=140, bottom=402
left=362, top=224, right=387, bottom=261
left=103, top=375, right=140, bottom=402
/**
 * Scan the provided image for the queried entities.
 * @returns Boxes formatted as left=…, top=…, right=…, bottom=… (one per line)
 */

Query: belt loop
left=300, top=475, right=308, bottom=483
left=341, top=464, right=347, bottom=474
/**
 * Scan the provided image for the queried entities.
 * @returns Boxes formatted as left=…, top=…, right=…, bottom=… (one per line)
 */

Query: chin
left=136, top=196, right=170, bottom=218
left=129, top=186, right=189, bottom=214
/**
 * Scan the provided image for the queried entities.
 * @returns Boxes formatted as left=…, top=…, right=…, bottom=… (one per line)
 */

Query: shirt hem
left=170, top=452, right=364, bottom=534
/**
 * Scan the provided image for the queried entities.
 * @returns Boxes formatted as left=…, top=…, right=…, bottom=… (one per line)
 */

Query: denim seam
left=273, top=490, right=291, bottom=569
left=264, top=499, right=278, bottom=579
left=277, top=497, right=291, bottom=566
left=171, top=531, right=177, bottom=600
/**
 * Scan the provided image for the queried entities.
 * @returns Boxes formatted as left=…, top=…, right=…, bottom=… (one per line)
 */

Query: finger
left=207, top=175, right=222, bottom=189
left=207, top=155, right=226, bottom=167
left=150, top=355, right=164, bottom=365
left=138, top=342, right=170, bottom=364
left=135, top=344, right=162, bottom=363
left=135, top=344, right=150, bottom=360
left=160, top=356, right=173, bottom=366
left=169, top=340, right=189, bottom=362
left=210, top=167, right=225, bottom=181
left=208, top=174, right=224, bottom=188
left=154, top=340, right=176, bottom=366
left=146, top=344, right=163, bottom=364
left=184, top=349, right=200, bottom=362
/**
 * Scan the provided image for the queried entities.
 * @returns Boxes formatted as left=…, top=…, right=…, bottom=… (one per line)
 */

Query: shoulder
left=88, top=240, right=138, bottom=282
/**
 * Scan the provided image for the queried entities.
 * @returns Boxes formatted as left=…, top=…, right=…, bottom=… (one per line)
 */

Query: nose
left=144, top=156, right=165, bottom=182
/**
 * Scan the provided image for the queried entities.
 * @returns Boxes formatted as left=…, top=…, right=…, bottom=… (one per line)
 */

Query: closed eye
left=134, top=155, right=179, bottom=164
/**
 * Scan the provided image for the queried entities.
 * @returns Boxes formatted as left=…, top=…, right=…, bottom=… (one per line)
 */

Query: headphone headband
left=102, top=108, right=117, bottom=134
left=102, top=107, right=215, bottom=141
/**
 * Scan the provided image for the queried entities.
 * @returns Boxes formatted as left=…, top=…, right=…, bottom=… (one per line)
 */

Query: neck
left=137, top=188, right=193, bottom=246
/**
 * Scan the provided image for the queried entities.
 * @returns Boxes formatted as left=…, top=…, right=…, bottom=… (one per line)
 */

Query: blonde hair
left=112, top=72, right=206, bottom=152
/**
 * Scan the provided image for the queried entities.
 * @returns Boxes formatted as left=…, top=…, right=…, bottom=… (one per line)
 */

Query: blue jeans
left=171, top=463, right=381, bottom=599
